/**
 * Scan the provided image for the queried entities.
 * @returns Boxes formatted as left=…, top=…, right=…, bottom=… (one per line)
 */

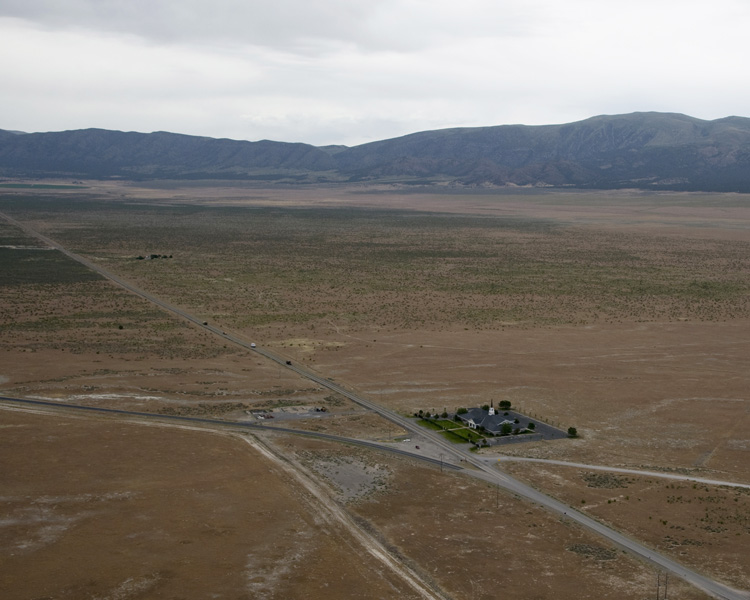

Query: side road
left=496, top=457, right=750, bottom=490
left=0, top=401, right=450, bottom=600
left=2, top=210, right=747, bottom=600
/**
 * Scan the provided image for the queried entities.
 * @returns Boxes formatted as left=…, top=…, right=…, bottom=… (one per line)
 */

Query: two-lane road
left=269, top=350, right=746, bottom=600
left=2, top=210, right=747, bottom=600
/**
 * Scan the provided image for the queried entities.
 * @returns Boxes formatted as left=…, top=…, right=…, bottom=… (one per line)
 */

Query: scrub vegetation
left=3, top=192, right=748, bottom=336
left=1, top=184, right=748, bottom=600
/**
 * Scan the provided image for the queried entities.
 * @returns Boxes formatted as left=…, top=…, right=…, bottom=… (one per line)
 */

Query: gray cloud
left=0, top=0, right=536, bottom=53
left=1, top=0, right=749, bottom=146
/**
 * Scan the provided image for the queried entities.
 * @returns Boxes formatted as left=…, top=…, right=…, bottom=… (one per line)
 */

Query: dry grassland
left=270, top=435, right=710, bottom=600
left=0, top=212, right=332, bottom=415
left=0, top=409, right=428, bottom=600
left=1, top=183, right=749, bottom=598
left=502, top=462, right=750, bottom=590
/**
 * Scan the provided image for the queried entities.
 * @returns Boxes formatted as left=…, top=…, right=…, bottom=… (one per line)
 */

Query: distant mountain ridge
left=0, top=128, right=336, bottom=180
left=2, top=112, right=750, bottom=191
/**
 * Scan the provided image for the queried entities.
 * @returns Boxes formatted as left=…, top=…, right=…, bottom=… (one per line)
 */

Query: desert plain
left=1, top=182, right=749, bottom=599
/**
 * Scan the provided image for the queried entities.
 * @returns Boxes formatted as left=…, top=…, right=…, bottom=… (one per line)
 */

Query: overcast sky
left=2, top=0, right=749, bottom=146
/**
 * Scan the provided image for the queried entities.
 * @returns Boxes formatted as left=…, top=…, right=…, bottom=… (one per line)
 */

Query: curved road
left=0, top=395, right=460, bottom=472
left=2, top=210, right=747, bottom=600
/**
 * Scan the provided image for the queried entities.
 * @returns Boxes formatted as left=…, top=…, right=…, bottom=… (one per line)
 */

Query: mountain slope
left=2, top=112, right=750, bottom=191
left=334, top=112, right=750, bottom=190
left=0, top=129, right=336, bottom=179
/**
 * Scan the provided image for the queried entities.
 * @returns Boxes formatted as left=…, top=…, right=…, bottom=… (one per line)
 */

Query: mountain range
left=2, top=112, right=750, bottom=192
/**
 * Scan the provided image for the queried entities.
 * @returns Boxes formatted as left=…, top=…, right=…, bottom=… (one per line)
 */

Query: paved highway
left=2, top=210, right=747, bottom=600
left=246, top=349, right=749, bottom=600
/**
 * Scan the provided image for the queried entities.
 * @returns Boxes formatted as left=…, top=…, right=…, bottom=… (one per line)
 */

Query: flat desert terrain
left=1, top=182, right=748, bottom=599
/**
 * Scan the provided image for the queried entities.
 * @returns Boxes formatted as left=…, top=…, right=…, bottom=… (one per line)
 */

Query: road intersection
left=2, top=210, right=747, bottom=600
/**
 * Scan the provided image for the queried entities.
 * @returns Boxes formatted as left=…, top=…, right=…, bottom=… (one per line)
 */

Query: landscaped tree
left=499, top=400, right=511, bottom=410
left=481, top=404, right=490, bottom=411
left=457, top=407, right=468, bottom=415
left=527, top=422, right=535, bottom=430
left=501, top=422, right=513, bottom=435
left=567, top=427, right=578, bottom=438
left=441, top=410, right=448, bottom=418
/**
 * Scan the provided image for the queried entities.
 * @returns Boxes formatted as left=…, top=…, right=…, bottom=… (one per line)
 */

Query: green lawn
left=416, top=418, right=444, bottom=432
left=439, top=428, right=483, bottom=444
left=417, top=418, right=463, bottom=432
left=434, top=419, right=461, bottom=430
left=417, top=418, right=485, bottom=443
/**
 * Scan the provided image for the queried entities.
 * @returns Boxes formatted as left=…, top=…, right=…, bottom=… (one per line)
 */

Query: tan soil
left=502, top=462, right=750, bottom=590
left=0, top=408, right=437, bottom=600
left=2, top=183, right=748, bottom=598
left=302, top=320, right=750, bottom=481
left=269, top=435, right=712, bottom=600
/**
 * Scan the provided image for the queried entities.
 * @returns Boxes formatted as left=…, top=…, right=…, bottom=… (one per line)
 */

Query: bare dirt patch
left=267, top=435, right=712, bottom=600
left=296, top=448, right=392, bottom=503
